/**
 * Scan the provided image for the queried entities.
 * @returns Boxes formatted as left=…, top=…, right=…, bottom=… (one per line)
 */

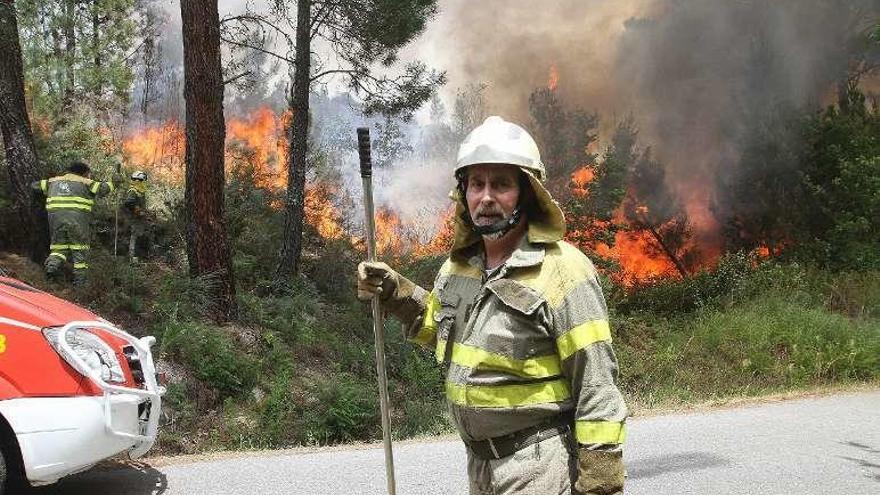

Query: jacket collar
left=466, top=232, right=546, bottom=272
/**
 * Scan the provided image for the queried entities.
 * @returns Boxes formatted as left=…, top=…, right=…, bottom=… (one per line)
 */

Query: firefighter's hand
left=575, top=449, right=625, bottom=495
left=357, top=261, right=398, bottom=301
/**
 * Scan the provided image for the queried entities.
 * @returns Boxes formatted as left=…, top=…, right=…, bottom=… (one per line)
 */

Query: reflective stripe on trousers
left=467, top=432, right=580, bottom=495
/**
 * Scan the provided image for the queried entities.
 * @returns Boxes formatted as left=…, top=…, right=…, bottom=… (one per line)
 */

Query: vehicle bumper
left=0, top=321, right=163, bottom=486
left=0, top=394, right=152, bottom=485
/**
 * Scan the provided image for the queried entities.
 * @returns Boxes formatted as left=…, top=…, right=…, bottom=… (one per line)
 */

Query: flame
left=121, top=120, right=185, bottom=182
left=122, top=105, right=453, bottom=257
left=122, top=106, right=290, bottom=187
left=412, top=206, right=456, bottom=257
left=227, top=107, right=290, bottom=188
left=598, top=230, right=680, bottom=285
left=548, top=64, right=560, bottom=91
left=121, top=108, right=352, bottom=241
left=304, top=183, right=346, bottom=240
left=571, top=166, right=595, bottom=197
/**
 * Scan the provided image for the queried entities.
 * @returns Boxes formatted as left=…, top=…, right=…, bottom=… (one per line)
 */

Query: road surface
left=27, top=390, right=880, bottom=494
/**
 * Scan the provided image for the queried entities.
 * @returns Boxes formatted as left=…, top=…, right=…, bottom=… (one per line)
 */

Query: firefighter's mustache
left=472, top=207, right=507, bottom=223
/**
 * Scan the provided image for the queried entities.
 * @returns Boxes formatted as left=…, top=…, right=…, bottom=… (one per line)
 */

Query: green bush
left=301, top=373, right=380, bottom=444
left=258, top=365, right=297, bottom=447
left=158, top=321, right=259, bottom=400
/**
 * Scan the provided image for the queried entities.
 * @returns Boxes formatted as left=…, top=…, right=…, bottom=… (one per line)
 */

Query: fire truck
left=0, top=276, right=163, bottom=492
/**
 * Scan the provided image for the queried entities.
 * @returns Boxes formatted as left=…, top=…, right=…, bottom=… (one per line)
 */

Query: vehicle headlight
left=43, top=327, right=127, bottom=383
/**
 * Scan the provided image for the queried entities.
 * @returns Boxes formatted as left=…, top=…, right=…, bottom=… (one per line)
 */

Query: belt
left=465, top=416, right=573, bottom=460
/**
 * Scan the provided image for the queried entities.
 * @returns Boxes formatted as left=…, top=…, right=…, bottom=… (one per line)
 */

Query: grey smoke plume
left=413, top=0, right=880, bottom=246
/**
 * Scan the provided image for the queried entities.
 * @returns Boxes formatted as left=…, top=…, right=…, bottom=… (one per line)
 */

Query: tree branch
left=310, top=67, right=362, bottom=83
left=221, top=13, right=290, bottom=42
left=220, top=36, right=295, bottom=64
left=223, top=71, right=252, bottom=85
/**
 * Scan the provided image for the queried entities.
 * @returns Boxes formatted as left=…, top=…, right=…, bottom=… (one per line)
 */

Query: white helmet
left=448, top=116, right=565, bottom=252
left=131, top=170, right=147, bottom=181
left=455, top=116, right=545, bottom=180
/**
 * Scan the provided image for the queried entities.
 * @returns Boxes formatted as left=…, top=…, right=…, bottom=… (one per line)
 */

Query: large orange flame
left=567, top=164, right=698, bottom=286
left=121, top=108, right=453, bottom=257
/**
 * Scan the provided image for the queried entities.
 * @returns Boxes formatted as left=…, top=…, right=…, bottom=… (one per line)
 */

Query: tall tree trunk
left=62, top=0, right=76, bottom=111
left=0, top=0, right=49, bottom=262
left=180, top=0, right=236, bottom=320
left=91, top=0, right=101, bottom=99
left=276, top=0, right=311, bottom=279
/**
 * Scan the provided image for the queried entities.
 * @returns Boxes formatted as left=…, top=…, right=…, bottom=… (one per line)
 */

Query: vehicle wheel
left=0, top=444, right=6, bottom=495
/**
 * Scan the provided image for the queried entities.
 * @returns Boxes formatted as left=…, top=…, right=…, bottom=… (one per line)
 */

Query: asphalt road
left=27, top=390, right=880, bottom=495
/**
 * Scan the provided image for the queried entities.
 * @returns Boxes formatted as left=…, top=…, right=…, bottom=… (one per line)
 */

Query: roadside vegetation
left=1, top=219, right=877, bottom=454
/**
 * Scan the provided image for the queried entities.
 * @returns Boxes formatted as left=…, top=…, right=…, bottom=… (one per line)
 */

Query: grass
left=615, top=262, right=880, bottom=411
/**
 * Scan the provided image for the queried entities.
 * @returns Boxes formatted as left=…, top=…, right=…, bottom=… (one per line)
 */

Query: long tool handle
left=114, top=161, right=121, bottom=257
left=357, top=127, right=397, bottom=495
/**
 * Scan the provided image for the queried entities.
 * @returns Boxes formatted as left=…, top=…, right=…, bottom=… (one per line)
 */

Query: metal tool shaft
left=114, top=161, right=121, bottom=257
left=357, top=127, right=397, bottom=495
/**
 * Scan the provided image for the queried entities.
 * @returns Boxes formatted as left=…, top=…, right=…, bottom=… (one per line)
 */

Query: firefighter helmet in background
left=131, top=171, right=147, bottom=181
left=449, top=116, right=565, bottom=247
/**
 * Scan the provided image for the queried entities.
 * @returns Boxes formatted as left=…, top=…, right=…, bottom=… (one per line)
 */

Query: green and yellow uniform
left=123, top=181, right=148, bottom=260
left=31, top=173, right=114, bottom=284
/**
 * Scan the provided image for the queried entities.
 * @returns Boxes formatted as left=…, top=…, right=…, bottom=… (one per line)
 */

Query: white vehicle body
left=0, top=284, right=164, bottom=490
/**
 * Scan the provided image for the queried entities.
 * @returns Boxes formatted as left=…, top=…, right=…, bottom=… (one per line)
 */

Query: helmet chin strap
left=469, top=207, right=523, bottom=237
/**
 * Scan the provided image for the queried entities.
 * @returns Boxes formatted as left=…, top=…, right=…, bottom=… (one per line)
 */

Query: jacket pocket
left=478, top=279, right=554, bottom=361
left=434, top=292, right=461, bottom=364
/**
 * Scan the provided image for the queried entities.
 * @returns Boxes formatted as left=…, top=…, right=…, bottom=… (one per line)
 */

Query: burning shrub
left=615, top=252, right=755, bottom=316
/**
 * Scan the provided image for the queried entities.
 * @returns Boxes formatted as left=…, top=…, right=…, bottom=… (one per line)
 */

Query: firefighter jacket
left=123, top=185, right=147, bottom=219
left=31, top=173, right=115, bottom=249
left=405, top=235, right=628, bottom=450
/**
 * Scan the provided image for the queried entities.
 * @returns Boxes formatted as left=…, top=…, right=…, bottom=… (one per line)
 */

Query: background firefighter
left=357, top=116, right=627, bottom=494
left=30, top=161, right=120, bottom=285
left=124, top=170, right=150, bottom=261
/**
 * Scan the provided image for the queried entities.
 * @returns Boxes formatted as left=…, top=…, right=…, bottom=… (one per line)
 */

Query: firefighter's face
left=465, top=164, right=521, bottom=229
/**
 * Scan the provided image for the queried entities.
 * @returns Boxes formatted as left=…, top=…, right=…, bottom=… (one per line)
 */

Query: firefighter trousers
left=45, top=215, right=91, bottom=286
left=467, top=431, right=581, bottom=495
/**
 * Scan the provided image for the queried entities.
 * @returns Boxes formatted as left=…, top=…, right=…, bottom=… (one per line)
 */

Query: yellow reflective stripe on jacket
left=50, top=244, right=90, bottom=250
left=445, top=379, right=571, bottom=408
left=47, top=196, right=94, bottom=206
left=574, top=420, right=626, bottom=445
left=447, top=341, right=562, bottom=378
left=73, top=262, right=89, bottom=269
left=48, top=252, right=67, bottom=261
left=46, top=203, right=92, bottom=211
left=412, top=292, right=440, bottom=346
left=40, top=180, right=48, bottom=193
left=556, top=319, right=612, bottom=361
left=90, top=181, right=101, bottom=194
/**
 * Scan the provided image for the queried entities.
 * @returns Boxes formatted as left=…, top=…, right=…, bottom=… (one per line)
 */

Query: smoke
left=128, top=0, right=880, bottom=252
left=409, top=0, right=880, bottom=248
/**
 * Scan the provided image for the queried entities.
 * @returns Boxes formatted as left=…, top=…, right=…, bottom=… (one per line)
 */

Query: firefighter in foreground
left=357, top=116, right=627, bottom=494
left=31, top=161, right=120, bottom=285
left=124, top=170, right=150, bottom=261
